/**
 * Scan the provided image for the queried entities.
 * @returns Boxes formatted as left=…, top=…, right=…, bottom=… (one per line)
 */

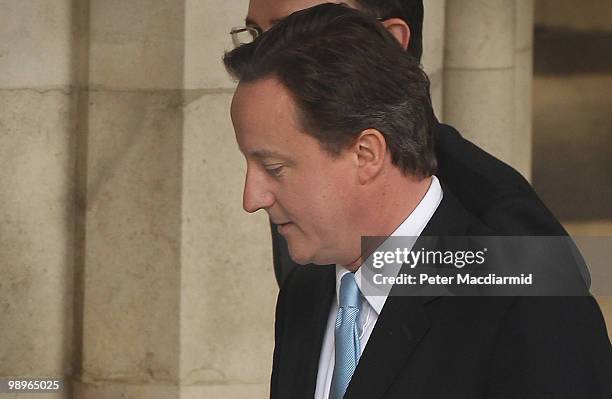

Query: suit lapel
left=276, top=266, right=336, bottom=399
left=345, top=294, right=435, bottom=399
left=345, top=186, right=474, bottom=399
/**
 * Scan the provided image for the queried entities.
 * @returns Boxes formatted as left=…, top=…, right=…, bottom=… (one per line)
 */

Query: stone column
left=422, top=0, right=446, bottom=119
left=514, top=0, right=534, bottom=180
left=443, top=0, right=534, bottom=179
left=0, top=1, right=75, bottom=397
left=73, top=0, right=184, bottom=397
left=73, top=0, right=276, bottom=398
left=179, top=0, right=277, bottom=397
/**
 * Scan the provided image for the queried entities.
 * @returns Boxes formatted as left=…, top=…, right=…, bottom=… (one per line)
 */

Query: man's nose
left=243, top=170, right=275, bottom=213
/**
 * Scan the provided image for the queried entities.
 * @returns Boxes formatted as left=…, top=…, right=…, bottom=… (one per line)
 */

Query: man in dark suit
left=225, top=4, right=611, bottom=398
left=233, top=0, right=570, bottom=286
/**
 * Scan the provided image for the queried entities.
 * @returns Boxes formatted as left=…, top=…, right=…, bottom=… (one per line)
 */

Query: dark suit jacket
left=271, top=123, right=570, bottom=285
left=270, top=189, right=612, bottom=399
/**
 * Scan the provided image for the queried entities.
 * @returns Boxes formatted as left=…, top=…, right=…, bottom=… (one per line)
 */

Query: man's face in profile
left=230, top=78, right=363, bottom=266
left=247, top=0, right=354, bottom=31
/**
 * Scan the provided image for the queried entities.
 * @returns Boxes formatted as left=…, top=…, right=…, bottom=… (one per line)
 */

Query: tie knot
left=339, top=273, right=361, bottom=308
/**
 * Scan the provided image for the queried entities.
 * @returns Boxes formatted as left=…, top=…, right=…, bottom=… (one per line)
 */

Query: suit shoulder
left=278, top=265, right=335, bottom=308
left=436, top=123, right=530, bottom=192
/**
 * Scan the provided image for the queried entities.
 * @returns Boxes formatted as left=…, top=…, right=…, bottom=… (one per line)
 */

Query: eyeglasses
left=230, top=25, right=263, bottom=48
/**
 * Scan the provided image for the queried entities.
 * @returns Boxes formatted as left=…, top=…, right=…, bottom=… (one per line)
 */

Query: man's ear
left=381, top=18, right=411, bottom=50
left=354, top=129, right=387, bottom=184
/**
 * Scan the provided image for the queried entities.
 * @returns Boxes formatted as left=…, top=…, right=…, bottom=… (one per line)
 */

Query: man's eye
left=265, top=166, right=284, bottom=177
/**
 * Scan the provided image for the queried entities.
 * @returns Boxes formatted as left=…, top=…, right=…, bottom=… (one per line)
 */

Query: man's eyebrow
left=249, top=149, right=288, bottom=160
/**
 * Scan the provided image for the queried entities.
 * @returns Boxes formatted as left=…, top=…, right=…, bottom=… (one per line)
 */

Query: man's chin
left=288, top=252, right=316, bottom=266
left=287, top=246, right=320, bottom=266
left=287, top=247, right=336, bottom=266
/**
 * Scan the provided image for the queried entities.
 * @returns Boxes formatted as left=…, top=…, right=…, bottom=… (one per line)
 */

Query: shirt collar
left=335, top=175, right=443, bottom=314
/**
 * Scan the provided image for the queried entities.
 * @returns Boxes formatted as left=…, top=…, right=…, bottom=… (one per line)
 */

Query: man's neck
left=344, top=175, right=434, bottom=271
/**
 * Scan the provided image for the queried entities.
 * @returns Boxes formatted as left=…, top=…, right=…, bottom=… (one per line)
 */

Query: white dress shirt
left=314, top=175, right=443, bottom=399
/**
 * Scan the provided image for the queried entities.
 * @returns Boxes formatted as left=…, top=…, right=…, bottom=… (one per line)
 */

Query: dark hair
left=224, top=3, right=436, bottom=178
left=354, top=0, right=424, bottom=61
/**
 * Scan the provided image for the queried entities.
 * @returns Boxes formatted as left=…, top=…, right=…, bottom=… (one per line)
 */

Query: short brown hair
left=224, top=4, right=436, bottom=178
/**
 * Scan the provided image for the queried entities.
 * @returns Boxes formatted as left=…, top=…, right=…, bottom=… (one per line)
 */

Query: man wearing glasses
left=224, top=5, right=611, bottom=398
left=231, top=0, right=571, bottom=287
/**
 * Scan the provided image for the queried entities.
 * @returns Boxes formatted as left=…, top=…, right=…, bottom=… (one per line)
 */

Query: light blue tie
left=330, top=272, right=362, bottom=399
